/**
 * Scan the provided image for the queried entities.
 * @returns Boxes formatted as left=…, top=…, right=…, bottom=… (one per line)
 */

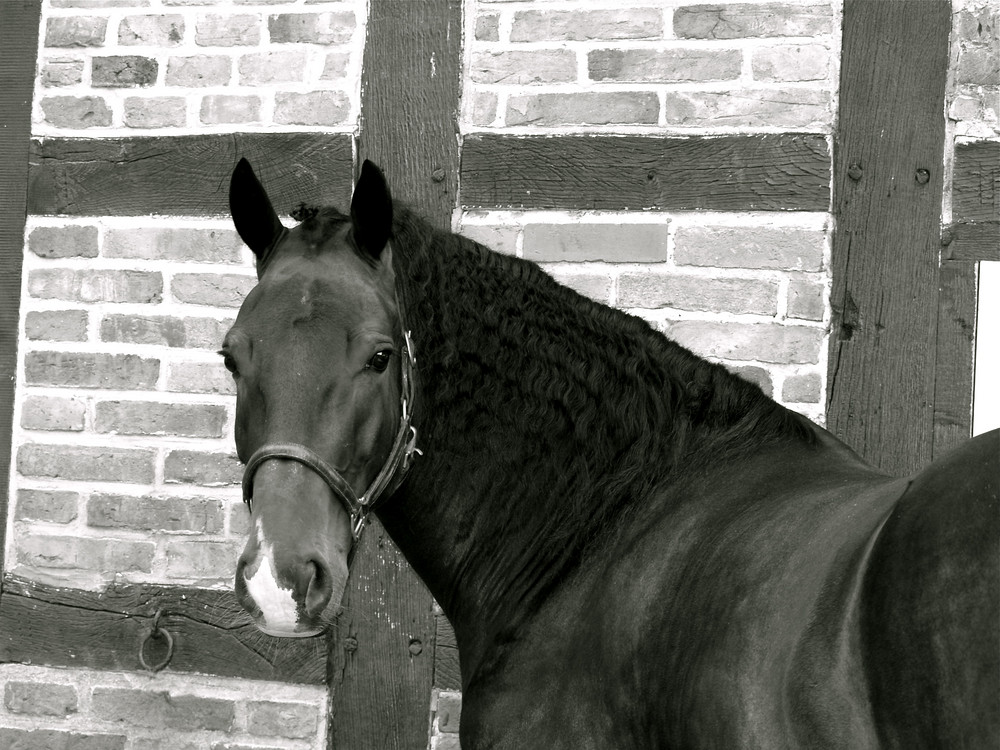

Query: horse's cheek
left=233, top=394, right=258, bottom=463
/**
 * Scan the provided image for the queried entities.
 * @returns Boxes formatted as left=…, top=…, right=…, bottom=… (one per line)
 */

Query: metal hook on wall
left=138, top=608, right=175, bottom=673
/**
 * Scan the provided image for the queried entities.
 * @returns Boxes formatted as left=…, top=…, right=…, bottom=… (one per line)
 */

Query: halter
left=241, top=329, right=421, bottom=544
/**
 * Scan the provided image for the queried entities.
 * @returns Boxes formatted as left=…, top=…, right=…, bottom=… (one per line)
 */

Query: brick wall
left=0, top=664, right=326, bottom=750
left=34, top=0, right=363, bottom=134
left=948, top=0, right=999, bottom=141
left=465, top=2, right=835, bottom=131
left=6, top=1, right=365, bottom=747
left=13, top=216, right=252, bottom=591
left=946, top=0, right=998, bottom=228
left=458, top=0, right=839, bottom=427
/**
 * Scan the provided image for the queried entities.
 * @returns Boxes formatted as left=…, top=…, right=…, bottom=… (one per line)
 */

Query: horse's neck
left=380, top=217, right=816, bottom=676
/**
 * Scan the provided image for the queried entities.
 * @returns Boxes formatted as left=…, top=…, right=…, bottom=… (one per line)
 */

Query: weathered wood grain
left=356, top=0, right=462, bottom=229
left=434, top=613, right=461, bottom=690
left=327, top=524, right=437, bottom=750
left=827, top=0, right=950, bottom=474
left=330, top=1, right=462, bottom=746
left=28, top=133, right=354, bottom=217
left=953, top=141, right=1000, bottom=223
left=461, top=133, right=831, bottom=212
left=935, top=140, right=997, bottom=451
left=0, top=575, right=326, bottom=683
left=0, top=0, right=42, bottom=579
left=933, top=261, right=977, bottom=457
left=948, top=140, right=999, bottom=262
left=943, top=221, right=1000, bottom=262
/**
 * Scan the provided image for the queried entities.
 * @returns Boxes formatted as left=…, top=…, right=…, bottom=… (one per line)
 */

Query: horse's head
left=226, top=158, right=410, bottom=637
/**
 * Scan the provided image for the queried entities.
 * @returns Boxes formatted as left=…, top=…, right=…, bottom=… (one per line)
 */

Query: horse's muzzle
left=234, top=519, right=346, bottom=637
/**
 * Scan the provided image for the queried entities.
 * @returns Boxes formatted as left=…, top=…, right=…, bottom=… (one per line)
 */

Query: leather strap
left=241, top=329, right=420, bottom=543
left=242, top=442, right=363, bottom=516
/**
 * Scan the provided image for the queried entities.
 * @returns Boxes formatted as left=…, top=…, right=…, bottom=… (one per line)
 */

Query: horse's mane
left=388, top=208, right=814, bottom=587
left=291, top=201, right=815, bottom=599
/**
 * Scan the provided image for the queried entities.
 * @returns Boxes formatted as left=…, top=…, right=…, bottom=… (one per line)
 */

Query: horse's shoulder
left=584, top=462, right=909, bottom=747
left=858, top=430, right=999, bottom=747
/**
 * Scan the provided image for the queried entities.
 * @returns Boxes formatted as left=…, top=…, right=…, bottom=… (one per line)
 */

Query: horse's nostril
left=303, top=559, right=333, bottom=619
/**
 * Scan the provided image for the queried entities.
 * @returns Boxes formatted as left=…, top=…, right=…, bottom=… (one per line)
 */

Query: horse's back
left=861, top=429, right=999, bottom=748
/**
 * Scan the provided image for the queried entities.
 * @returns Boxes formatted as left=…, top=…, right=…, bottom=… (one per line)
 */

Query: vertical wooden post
left=828, top=0, right=952, bottom=475
left=356, top=0, right=462, bottom=229
left=933, top=259, right=977, bottom=453
left=328, top=2, right=462, bottom=748
left=0, top=0, right=43, bottom=579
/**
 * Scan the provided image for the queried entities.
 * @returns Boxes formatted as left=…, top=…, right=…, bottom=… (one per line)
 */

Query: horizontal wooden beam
left=953, top=141, right=1000, bottom=223
left=27, top=132, right=836, bottom=217
left=28, top=133, right=354, bottom=217
left=0, top=575, right=325, bottom=684
left=943, top=221, right=1000, bottom=262
left=460, top=133, right=831, bottom=212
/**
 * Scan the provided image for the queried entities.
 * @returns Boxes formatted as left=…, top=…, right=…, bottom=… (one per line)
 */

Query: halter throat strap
left=240, top=328, right=420, bottom=544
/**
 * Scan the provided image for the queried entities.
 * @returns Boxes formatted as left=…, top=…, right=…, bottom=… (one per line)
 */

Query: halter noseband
left=240, top=329, right=420, bottom=544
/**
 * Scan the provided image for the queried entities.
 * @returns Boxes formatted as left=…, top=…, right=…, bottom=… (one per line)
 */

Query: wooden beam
left=356, top=1, right=462, bottom=229
left=461, top=133, right=831, bottom=212
left=946, top=141, right=1000, bottom=261
left=827, top=0, right=951, bottom=475
left=28, top=133, right=354, bottom=217
left=933, top=134, right=999, bottom=455
left=953, top=141, right=1000, bottom=223
left=332, top=1, right=463, bottom=747
left=0, top=575, right=325, bottom=683
left=932, top=260, right=977, bottom=457
left=0, top=0, right=42, bottom=583
left=943, top=221, right=1000, bottom=262
left=433, top=612, right=461, bottom=691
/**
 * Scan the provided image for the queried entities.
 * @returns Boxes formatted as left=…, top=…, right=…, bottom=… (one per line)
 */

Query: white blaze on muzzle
left=242, top=521, right=318, bottom=637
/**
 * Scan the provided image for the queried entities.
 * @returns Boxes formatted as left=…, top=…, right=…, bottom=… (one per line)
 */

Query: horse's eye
left=367, top=350, right=392, bottom=373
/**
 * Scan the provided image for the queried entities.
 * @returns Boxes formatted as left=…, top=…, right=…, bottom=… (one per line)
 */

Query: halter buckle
left=403, top=426, right=422, bottom=471
left=351, top=511, right=367, bottom=541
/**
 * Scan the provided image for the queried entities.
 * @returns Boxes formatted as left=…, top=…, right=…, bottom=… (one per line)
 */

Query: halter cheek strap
left=241, top=330, right=421, bottom=544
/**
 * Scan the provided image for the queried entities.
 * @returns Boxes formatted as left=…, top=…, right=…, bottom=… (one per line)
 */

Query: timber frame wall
left=0, top=0, right=995, bottom=748
left=828, top=0, right=996, bottom=476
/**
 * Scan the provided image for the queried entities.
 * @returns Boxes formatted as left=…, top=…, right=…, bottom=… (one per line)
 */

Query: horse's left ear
left=351, top=160, right=393, bottom=261
left=229, top=158, right=285, bottom=266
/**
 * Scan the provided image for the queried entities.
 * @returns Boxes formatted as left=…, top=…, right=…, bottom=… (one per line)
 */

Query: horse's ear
left=229, top=158, right=285, bottom=262
left=351, top=159, right=393, bottom=261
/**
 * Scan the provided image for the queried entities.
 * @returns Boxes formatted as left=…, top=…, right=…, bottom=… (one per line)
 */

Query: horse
left=225, top=157, right=999, bottom=749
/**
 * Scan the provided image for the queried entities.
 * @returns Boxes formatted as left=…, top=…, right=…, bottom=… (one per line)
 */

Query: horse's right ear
left=351, top=160, right=392, bottom=261
left=229, top=158, right=285, bottom=263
